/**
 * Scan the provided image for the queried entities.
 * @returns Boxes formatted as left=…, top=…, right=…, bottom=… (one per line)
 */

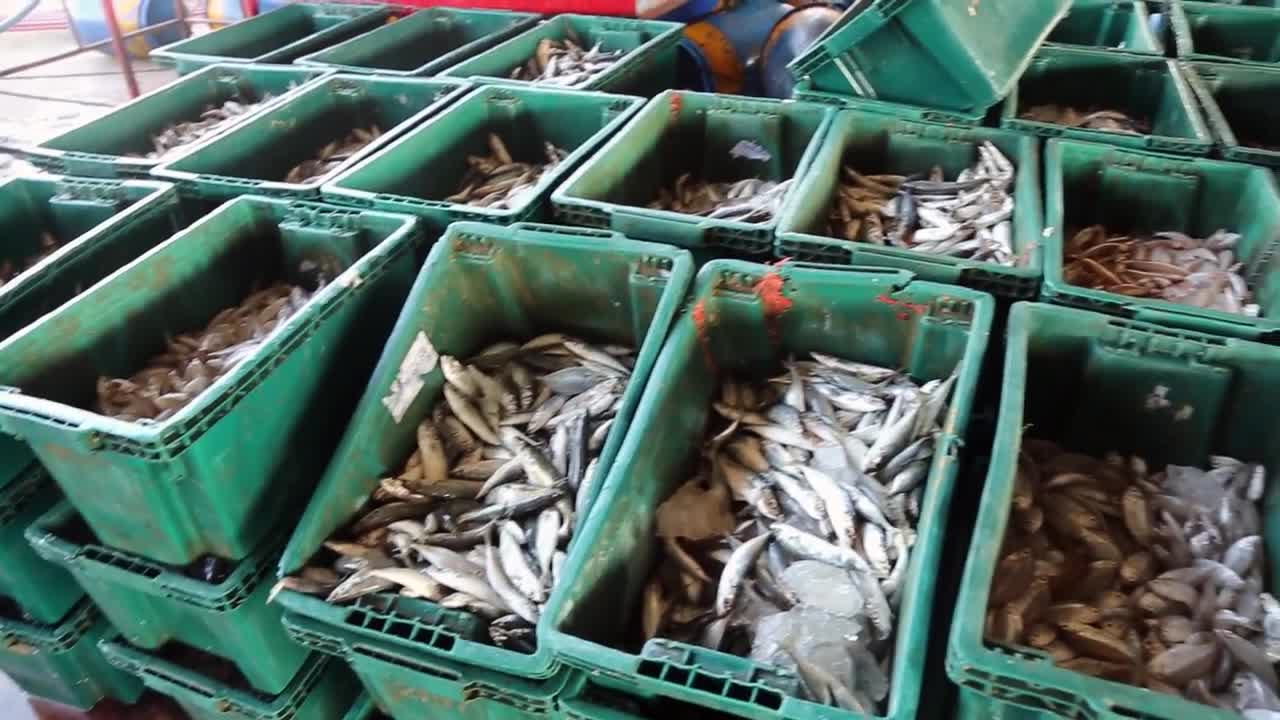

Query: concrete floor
left=0, top=0, right=184, bottom=176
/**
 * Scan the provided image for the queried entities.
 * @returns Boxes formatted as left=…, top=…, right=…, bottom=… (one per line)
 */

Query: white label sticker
left=381, top=331, right=438, bottom=423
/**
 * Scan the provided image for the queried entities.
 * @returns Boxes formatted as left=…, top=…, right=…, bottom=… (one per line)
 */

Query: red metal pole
left=100, top=0, right=141, bottom=98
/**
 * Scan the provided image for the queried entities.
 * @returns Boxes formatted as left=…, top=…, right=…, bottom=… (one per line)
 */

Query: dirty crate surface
left=295, top=7, right=536, bottom=76
left=441, top=14, right=683, bottom=95
left=544, top=261, right=993, bottom=720
left=26, top=64, right=330, bottom=179
left=0, top=600, right=143, bottom=710
left=0, top=175, right=179, bottom=492
left=276, top=221, right=695, bottom=687
left=151, top=74, right=471, bottom=202
left=787, top=0, right=1070, bottom=113
left=28, top=501, right=307, bottom=695
left=1040, top=139, right=1280, bottom=342
left=947, top=301, right=1280, bottom=720
left=550, top=90, right=832, bottom=255
left=322, top=84, right=642, bottom=226
left=775, top=109, right=1043, bottom=300
left=100, top=641, right=360, bottom=720
left=1001, top=46, right=1212, bottom=155
left=151, top=3, right=392, bottom=74
left=0, top=197, right=430, bottom=564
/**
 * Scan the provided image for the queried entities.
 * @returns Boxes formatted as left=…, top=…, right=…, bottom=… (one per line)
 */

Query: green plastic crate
left=151, top=74, right=471, bottom=202
left=0, top=600, right=143, bottom=709
left=550, top=91, right=833, bottom=255
left=441, top=14, right=683, bottom=96
left=0, top=175, right=179, bottom=492
left=1184, top=60, right=1280, bottom=167
left=1172, top=0, right=1280, bottom=64
left=342, top=694, right=389, bottom=720
left=100, top=641, right=360, bottom=720
left=279, top=609, right=574, bottom=720
left=1000, top=46, right=1212, bottom=155
left=0, top=466, right=81, bottom=625
left=1044, top=0, right=1162, bottom=54
left=295, top=8, right=537, bottom=77
left=1041, top=138, right=1280, bottom=342
left=0, top=197, right=431, bottom=565
left=791, top=78, right=988, bottom=127
left=775, top=109, right=1043, bottom=300
left=27, top=502, right=307, bottom=694
left=151, top=3, right=393, bottom=75
left=276, top=221, right=694, bottom=684
left=947, top=301, right=1280, bottom=720
left=323, top=85, right=642, bottom=225
left=786, top=0, right=1070, bottom=113
left=544, top=261, right=994, bottom=720
left=26, top=64, right=330, bottom=179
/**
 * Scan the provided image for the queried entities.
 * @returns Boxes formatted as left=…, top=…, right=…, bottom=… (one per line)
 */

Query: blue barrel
left=678, top=0, right=790, bottom=94
left=206, top=0, right=250, bottom=25
left=67, top=0, right=186, bottom=58
left=760, top=4, right=843, bottom=98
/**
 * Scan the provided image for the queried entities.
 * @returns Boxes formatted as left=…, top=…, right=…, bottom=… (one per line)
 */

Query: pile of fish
left=1020, top=105, right=1151, bottom=135
left=825, top=142, right=1018, bottom=265
left=987, top=440, right=1280, bottom=715
left=648, top=175, right=793, bottom=223
left=139, top=95, right=274, bottom=161
left=641, top=353, right=956, bottom=713
left=96, top=282, right=318, bottom=422
left=0, top=232, right=60, bottom=287
left=1064, top=226, right=1257, bottom=316
left=509, top=36, right=624, bottom=88
left=284, top=125, right=383, bottom=184
left=277, top=335, right=637, bottom=652
left=446, top=133, right=567, bottom=210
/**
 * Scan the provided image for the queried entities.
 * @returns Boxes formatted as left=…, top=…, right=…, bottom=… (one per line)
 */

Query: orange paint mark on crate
left=875, top=293, right=928, bottom=321
left=754, top=263, right=792, bottom=344
left=692, top=298, right=718, bottom=373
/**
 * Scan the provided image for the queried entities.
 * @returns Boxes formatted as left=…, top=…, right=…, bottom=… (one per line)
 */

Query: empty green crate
left=0, top=197, right=430, bottom=564
left=0, top=600, right=142, bottom=709
left=151, top=3, right=392, bottom=75
left=1044, top=0, right=1162, bottom=54
left=280, top=609, right=573, bottom=720
left=295, top=8, right=537, bottom=77
left=1185, top=60, right=1280, bottom=167
left=550, top=91, right=832, bottom=255
left=947, top=301, right=1280, bottom=720
left=100, top=641, right=360, bottom=720
left=442, top=14, right=683, bottom=96
left=1001, top=46, right=1212, bottom=155
left=791, top=78, right=988, bottom=127
left=323, top=85, right=642, bottom=225
left=151, top=74, right=470, bottom=202
left=0, top=466, right=81, bottom=625
left=26, top=64, right=329, bottom=179
left=27, top=501, right=306, bottom=694
left=544, top=261, right=993, bottom=720
left=1173, top=0, right=1280, bottom=64
left=276, top=221, right=694, bottom=683
left=775, top=109, right=1043, bottom=300
left=1042, top=138, right=1280, bottom=341
left=787, top=0, right=1069, bottom=113
left=0, top=175, right=179, bottom=492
